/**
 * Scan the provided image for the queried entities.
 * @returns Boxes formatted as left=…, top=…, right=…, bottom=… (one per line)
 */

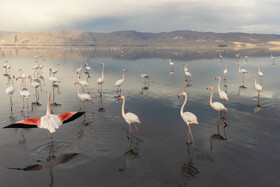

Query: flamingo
left=6, top=76, right=16, bottom=104
left=258, top=65, right=264, bottom=78
left=28, top=75, right=42, bottom=98
left=74, top=81, right=93, bottom=113
left=77, top=72, right=89, bottom=92
left=183, top=64, right=188, bottom=72
left=169, top=59, right=174, bottom=66
left=271, top=53, right=275, bottom=62
left=140, top=70, right=149, bottom=80
left=48, top=75, right=60, bottom=85
left=219, top=53, right=223, bottom=59
left=4, top=91, right=85, bottom=134
left=85, top=60, right=91, bottom=72
left=115, top=69, right=127, bottom=92
left=224, top=64, right=228, bottom=77
left=245, top=56, right=248, bottom=62
left=118, top=96, right=141, bottom=133
left=49, top=64, right=60, bottom=76
left=238, top=62, right=248, bottom=85
left=178, top=92, right=199, bottom=150
left=39, top=63, right=44, bottom=74
left=254, top=74, right=263, bottom=97
left=97, top=63, right=104, bottom=92
left=17, top=78, right=31, bottom=111
left=183, top=64, right=192, bottom=81
left=215, top=77, right=229, bottom=101
left=3, top=60, right=10, bottom=74
left=32, top=61, right=40, bottom=74
left=207, top=86, right=227, bottom=121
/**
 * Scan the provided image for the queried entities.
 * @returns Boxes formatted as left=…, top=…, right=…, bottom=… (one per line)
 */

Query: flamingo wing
left=115, top=79, right=124, bottom=86
left=4, top=117, right=41, bottom=128
left=58, top=112, right=85, bottom=124
left=219, top=90, right=229, bottom=101
left=213, top=102, right=227, bottom=111
left=125, top=112, right=140, bottom=123
left=182, top=112, right=198, bottom=124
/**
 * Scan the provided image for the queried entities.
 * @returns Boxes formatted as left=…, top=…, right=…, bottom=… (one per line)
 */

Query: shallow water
left=0, top=51, right=279, bottom=186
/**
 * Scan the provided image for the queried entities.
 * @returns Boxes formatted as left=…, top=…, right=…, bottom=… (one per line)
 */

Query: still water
left=0, top=50, right=279, bottom=186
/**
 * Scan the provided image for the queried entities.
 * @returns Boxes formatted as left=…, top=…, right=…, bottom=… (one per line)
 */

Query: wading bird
left=254, top=74, right=263, bottom=97
left=115, top=69, right=127, bottom=92
left=215, top=77, right=229, bottom=101
left=118, top=96, right=141, bottom=133
left=207, top=86, right=227, bottom=120
left=74, top=81, right=93, bottom=113
left=4, top=91, right=84, bottom=134
left=178, top=92, right=199, bottom=151
left=6, top=76, right=16, bottom=104
left=97, top=63, right=104, bottom=92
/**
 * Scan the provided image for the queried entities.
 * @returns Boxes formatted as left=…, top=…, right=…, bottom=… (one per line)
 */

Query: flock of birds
left=2, top=52, right=274, bottom=151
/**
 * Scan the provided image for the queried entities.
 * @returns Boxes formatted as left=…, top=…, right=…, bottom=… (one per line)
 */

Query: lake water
left=0, top=49, right=279, bottom=186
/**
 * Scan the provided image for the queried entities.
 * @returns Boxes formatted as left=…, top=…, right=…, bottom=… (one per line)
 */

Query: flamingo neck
left=101, top=65, right=104, bottom=79
left=254, top=75, right=257, bottom=85
left=238, top=63, right=241, bottom=72
left=56, top=65, right=59, bottom=71
left=121, top=98, right=125, bottom=117
left=180, top=94, right=187, bottom=117
left=47, top=93, right=51, bottom=115
left=122, top=72, right=125, bottom=80
left=29, top=77, right=32, bottom=84
left=11, top=77, right=14, bottom=87
left=209, top=88, right=213, bottom=107
left=77, top=83, right=81, bottom=96
left=217, top=78, right=221, bottom=92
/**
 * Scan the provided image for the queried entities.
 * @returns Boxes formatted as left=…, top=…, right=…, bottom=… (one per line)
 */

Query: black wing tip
left=63, top=112, right=85, bottom=124
left=3, top=123, right=38, bottom=129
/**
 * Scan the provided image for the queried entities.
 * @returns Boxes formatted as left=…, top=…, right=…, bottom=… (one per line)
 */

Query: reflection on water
left=1, top=49, right=280, bottom=186
left=119, top=134, right=141, bottom=173
left=7, top=141, right=79, bottom=187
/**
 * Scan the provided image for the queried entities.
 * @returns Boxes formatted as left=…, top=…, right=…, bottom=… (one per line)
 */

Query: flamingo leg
left=133, top=123, right=138, bottom=132
left=83, top=101, right=85, bottom=112
left=9, top=95, right=13, bottom=105
left=91, top=101, right=94, bottom=113
left=188, top=125, right=195, bottom=151
left=128, top=124, right=132, bottom=133
left=21, top=98, right=24, bottom=111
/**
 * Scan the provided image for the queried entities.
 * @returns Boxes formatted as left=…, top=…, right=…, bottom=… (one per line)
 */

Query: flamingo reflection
left=181, top=145, right=199, bottom=183
left=119, top=133, right=141, bottom=172
left=209, top=117, right=227, bottom=151
left=253, top=95, right=262, bottom=118
left=7, top=141, right=79, bottom=187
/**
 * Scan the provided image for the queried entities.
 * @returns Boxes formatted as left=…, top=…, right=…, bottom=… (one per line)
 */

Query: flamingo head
left=207, top=86, right=213, bottom=90
left=56, top=64, right=60, bottom=66
left=28, top=75, right=31, bottom=79
left=100, top=63, right=104, bottom=66
left=215, top=76, right=221, bottom=80
left=122, top=69, right=127, bottom=72
left=18, top=68, right=23, bottom=72
left=74, top=81, right=79, bottom=85
left=118, top=96, right=124, bottom=101
left=178, top=92, right=186, bottom=98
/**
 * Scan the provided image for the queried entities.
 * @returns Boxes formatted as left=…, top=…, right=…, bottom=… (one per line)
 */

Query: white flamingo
left=32, top=61, right=40, bottom=74
left=6, top=76, right=16, bottom=104
left=17, top=79, right=31, bottom=111
left=183, top=64, right=192, bottom=82
left=97, top=63, right=104, bottom=92
left=169, top=59, right=174, bottom=66
left=215, top=77, right=229, bottom=101
left=224, top=64, right=228, bottom=77
left=49, top=64, right=60, bottom=76
left=77, top=72, right=89, bottom=92
left=115, top=69, right=127, bottom=91
left=74, top=81, right=93, bottom=113
left=254, top=74, right=263, bottom=97
left=16, top=69, right=27, bottom=88
left=178, top=92, right=199, bottom=150
left=118, top=96, right=141, bottom=133
left=85, top=60, right=91, bottom=72
left=207, top=86, right=227, bottom=120
left=140, top=70, right=149, bottom=80
left=48, top=76, right=60, bottom=85
left=258, top=65, right=263, bottom=78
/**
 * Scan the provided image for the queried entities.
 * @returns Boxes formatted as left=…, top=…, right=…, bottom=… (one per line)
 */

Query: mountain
left=0, top=30, right=280, bottom=49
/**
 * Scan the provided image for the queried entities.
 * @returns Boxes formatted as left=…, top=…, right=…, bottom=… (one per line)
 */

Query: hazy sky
left=0, top=0, right=280, bottom=34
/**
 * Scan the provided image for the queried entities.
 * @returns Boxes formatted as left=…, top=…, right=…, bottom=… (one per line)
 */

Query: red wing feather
left=16, top=118, right=41, bottom=126
left=58, top=112, right=85, bottom=124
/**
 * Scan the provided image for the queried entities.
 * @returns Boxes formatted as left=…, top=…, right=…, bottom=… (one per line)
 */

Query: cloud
left=0, top=0, right=280, bottom=34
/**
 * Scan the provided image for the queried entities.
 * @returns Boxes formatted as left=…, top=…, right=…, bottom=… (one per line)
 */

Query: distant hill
left=1, top=30, right=280, bottom=50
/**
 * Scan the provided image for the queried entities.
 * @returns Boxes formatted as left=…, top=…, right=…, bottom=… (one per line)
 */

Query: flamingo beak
left=117, top=97, right=121, bottom=101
